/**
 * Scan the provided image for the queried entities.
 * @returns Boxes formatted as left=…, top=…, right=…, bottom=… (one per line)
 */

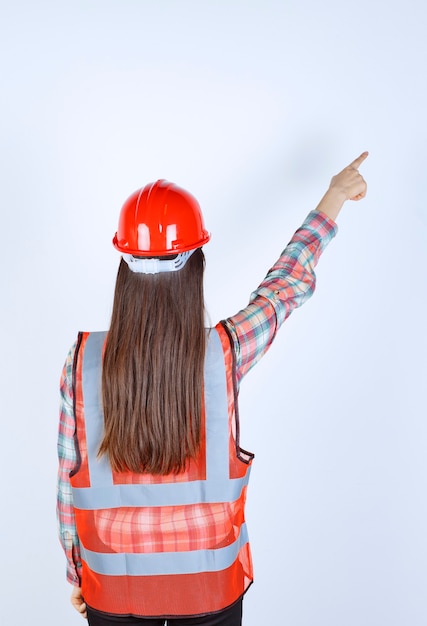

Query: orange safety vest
left=70, top=325, right=254, bottom=618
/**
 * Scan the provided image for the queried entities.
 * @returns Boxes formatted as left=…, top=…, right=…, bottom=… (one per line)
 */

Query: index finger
left=348, top=151, right=369, bottom=170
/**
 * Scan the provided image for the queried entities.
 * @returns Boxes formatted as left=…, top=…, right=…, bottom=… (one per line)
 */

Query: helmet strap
left=122, top=249, right=196, bottom=274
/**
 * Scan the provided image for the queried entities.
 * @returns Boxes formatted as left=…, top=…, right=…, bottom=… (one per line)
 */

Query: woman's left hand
left=71, top=586, right=87, bottom=619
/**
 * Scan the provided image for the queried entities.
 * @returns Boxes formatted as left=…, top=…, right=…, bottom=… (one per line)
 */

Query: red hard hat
left=113, top=180, right=210, bottom=256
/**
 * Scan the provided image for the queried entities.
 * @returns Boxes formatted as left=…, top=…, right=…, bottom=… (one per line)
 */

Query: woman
left=57, top=153, right=368, bottom=625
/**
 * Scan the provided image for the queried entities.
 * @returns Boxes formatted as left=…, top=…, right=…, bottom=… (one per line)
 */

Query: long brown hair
left=99, top=249, right=206, bottom=474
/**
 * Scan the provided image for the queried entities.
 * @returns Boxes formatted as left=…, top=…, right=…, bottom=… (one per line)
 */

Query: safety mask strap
left=122, top=249, right=196, bottom=274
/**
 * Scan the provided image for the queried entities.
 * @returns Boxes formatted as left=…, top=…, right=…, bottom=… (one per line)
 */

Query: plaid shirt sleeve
left=56, top=341, right=82, bottom=586
left=221, top=210, right=338, bottom=384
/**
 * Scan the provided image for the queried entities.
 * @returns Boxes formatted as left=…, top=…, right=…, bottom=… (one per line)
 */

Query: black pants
left=87, top=600, right=243, bottom=626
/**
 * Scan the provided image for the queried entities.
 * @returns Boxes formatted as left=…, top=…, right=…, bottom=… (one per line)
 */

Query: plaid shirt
left=57, top=209, right=337, bottom=585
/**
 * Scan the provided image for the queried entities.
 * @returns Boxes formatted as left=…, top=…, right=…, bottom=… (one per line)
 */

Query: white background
left=1, top=1, right=426, bottom=624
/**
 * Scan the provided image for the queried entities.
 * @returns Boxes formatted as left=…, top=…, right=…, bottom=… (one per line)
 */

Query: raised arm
left=222, top=152, right=369, bottom=382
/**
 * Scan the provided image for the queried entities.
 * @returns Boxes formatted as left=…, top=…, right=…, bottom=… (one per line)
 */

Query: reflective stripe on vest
left=80, top=522, right=249, bottom=576
left=71, top=327, right=254, bottom=617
